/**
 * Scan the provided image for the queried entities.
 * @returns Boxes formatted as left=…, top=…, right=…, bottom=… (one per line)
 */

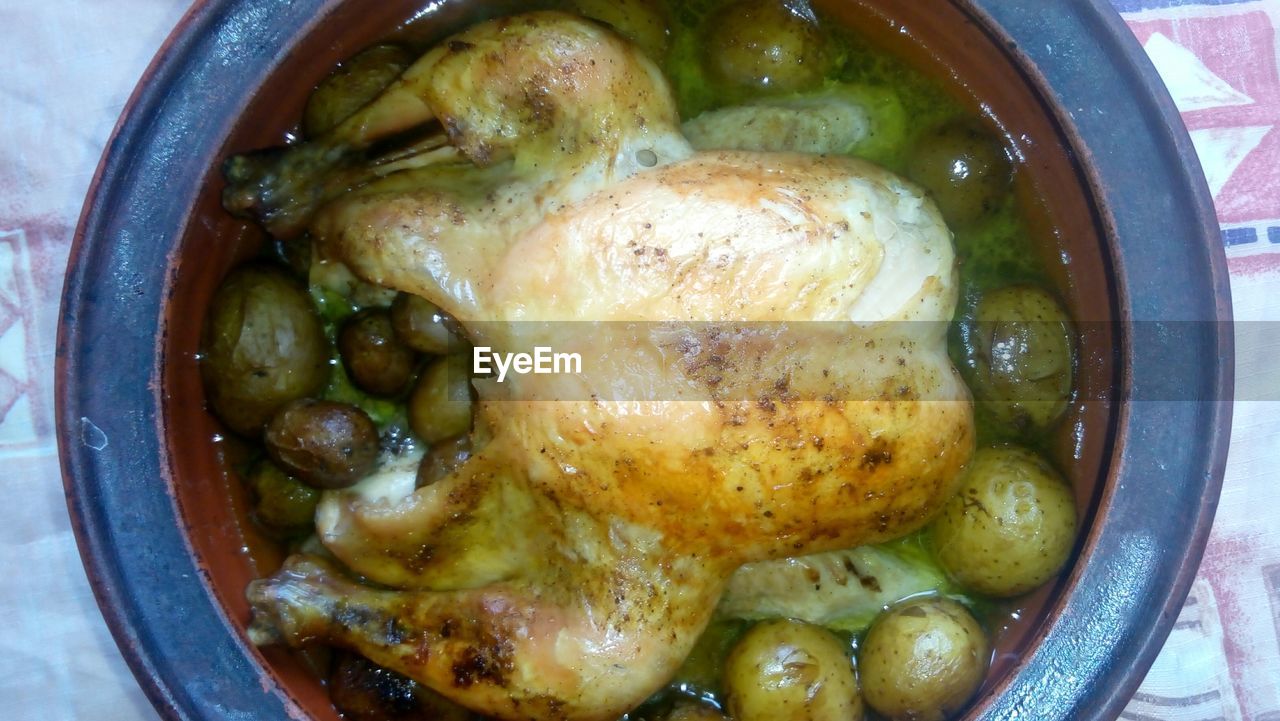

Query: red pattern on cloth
left=1122, top=4, right=1280, bottom=720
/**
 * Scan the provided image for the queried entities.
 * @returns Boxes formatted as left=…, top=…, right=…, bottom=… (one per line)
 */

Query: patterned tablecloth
left=1, top=1, right=1277, bottom=719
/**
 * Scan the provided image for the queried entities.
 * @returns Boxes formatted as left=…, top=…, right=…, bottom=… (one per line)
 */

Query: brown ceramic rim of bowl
left=57, top=0, right=1233, bottom=719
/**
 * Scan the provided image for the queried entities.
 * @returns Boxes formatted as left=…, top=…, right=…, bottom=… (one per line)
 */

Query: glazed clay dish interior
left=154, top=0, right=1119, bottom=719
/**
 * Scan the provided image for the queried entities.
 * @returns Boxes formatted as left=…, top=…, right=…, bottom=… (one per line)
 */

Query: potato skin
left=408, top=355, right=474, bottom=444
left=390, top=292, right=462, bottom=356
left=339, top=308, right=417, bottom=397
left=859, top=597, right=988, bottom=721
left=723, top=619, right=863, bottom=721
left=247, top=458, right=319, bottom=532
left=704, top=0, right=831, bottom=94
left=416, top=434, right=472, bottom=488
left=567, top=0, right=671, bottom=60
left=663, top=702, right=728, bottom=721
left=969, top=285, right=1075, bottom=434
left=931, top=446, right=1077, bottom=597
left=264, top=399, right=380, bottom=489
left=906, top=121, right=1011, bottom=228
left=303, top=44, right=413, bottom=138
left=200, top=264, right=329, bottom=437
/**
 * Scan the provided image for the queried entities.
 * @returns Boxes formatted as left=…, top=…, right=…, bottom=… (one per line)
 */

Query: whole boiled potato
left=663, top=701, right=728, bottom=721
left=704, top=0, right=831, bottom=94
left=859, top=597, right=988, bottom=721
left=906, top=121, right=1011, bottom=228
left=265, top=399, right=381, bottom=489
left=408, top=355, right=474, bottom=444
left=200, top=264, right=329, bottom=437
left=723, top=619, right=863, bottom=721
left=339, top=308, right=417, bottom=397
left=969, top=284, right=1075, bottom=434
left=416, top=434, right=472, bottom=488
left=931, top=446, right=1078, bottom=597
left=567, top=0, right=671, bottom=60
left=247, top=459, right=319, bottom=532
left=390, top=292, right=464, bottom=356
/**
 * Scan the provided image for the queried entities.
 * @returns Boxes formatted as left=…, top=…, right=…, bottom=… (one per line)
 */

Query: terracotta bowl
left=57, top=0, right=1233, bottom=719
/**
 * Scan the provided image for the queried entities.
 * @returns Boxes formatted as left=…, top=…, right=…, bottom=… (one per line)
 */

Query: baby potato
left=567, top=0, right=671, bottom=60
left=247, top=458, right=319, bottom=532
left=390, top=292, right=464, bottom=355
left=931, top=446, right=1077, bottom=597
left=723, top=619, right=863, bottom=721
left=264, top=399, right=380, bottom=489
left=859, top=597, right=988, bottom=721
left=906, top=121, right=1011, bottom=228
left=303, top=44, right=414, bottom=138
left=704, top=0, right=831, bottom=94
left=664, top=701, right=728, bottom=721
left=408, top=355, right=474, bottom=444
left=970, top=284, right=1075, bottom=434
left=416, top=434, right=473, bottom=488
left=200, top=264, right=329, bottom=438
left=339, top=308, right=417, bottom=397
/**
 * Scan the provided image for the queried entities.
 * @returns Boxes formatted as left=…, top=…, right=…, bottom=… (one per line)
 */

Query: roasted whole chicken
left=233, top=12, right=974, bottom=720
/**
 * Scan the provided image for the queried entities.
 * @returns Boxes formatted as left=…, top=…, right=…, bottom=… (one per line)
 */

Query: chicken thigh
left=236, top=12, right=973, bottom=721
